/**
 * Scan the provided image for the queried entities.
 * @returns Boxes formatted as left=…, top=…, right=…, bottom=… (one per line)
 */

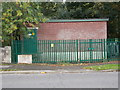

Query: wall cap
left=43, top=18, right=109, bottom=23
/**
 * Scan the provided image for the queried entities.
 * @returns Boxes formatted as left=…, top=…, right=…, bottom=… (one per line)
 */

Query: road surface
left=2, top=72, right=118, bottom=88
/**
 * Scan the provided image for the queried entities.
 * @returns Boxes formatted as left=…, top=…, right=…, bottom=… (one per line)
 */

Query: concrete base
left=18, top=55, right=32, bottom=64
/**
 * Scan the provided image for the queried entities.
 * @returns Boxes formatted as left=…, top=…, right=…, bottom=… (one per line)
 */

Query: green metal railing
left=11, top=38, right=120, bottom=63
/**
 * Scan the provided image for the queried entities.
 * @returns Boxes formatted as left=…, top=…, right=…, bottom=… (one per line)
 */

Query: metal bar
left=79, top=40, right=81, bottom=63
left=89, top=39, right=92, bottom=63
left=15, top=41, right=18, bottom=63
left=69, top=40, right=70, bottom=62
left=11, top=40, right=14, bottom=63
left=76, top=40, right=78, bottom=63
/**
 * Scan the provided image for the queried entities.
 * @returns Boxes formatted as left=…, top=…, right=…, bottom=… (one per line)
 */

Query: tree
left=2, top=2, right=47, bottom=46
left=2, top=2, right=119, bottom=46
left=41, top=2, right=119, bottom=38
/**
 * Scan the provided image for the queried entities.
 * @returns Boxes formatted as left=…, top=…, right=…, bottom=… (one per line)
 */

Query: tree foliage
left=1, top=2, right=119, bottom=46
left=2, top=2, right=47, bottom=46
left=41, top=2, right=120, bottom=38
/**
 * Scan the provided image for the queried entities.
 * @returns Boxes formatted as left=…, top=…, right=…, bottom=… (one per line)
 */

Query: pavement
left=0, top=61, right=119, bottom=74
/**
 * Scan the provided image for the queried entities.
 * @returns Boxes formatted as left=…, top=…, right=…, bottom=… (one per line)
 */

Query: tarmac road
left=2, top=72, right=118, bottom=88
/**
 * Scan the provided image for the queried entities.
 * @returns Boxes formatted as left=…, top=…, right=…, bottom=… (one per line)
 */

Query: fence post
left=76, top=40, right=79, bottom=63
left=11, top=40, right=18, bottom=63
left=11, top=40, right=14, bottom=63
left=89, top=39, right=92, bottom=63
left=103, top=39, right=107, bottom=61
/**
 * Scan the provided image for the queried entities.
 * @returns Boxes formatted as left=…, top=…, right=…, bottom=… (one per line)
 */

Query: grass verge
left=0, top=69, right=19, bottom=71
left=83, top=64, right=120, bottom=71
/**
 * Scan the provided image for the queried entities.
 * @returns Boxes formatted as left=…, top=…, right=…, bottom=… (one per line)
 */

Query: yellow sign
left=32, top=33, right=35, bottom=35
left=51, top=44, right=54, bottom=47
left=115, top=38, right=118, bottom=42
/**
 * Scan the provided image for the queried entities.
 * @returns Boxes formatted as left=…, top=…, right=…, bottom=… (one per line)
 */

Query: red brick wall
left=37, top=21, right=107, bottom=40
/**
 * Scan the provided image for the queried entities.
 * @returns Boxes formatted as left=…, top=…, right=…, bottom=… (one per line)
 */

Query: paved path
left=1, top=61, right=119, bottom=70
left=0, top=65, right=11, bottom=69
left=1, top=64, right=85, bottom=70
left=2, top=72, right=118, bottom=88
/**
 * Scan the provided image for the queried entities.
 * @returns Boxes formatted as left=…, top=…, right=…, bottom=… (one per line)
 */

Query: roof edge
left=43, top=19, right=109, bottom=23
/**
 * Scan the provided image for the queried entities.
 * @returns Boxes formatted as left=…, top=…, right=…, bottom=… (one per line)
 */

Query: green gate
left=78, top=39, right=107, bottom=63
left=32, top=40, right=78, bottom=63
left=107, top=38, right=120, bottom=61
left=11, top=38, right=120, bottom=63
left=23, top=28, right=37, bottom=54
left=11, top=28, right=37, bottom=63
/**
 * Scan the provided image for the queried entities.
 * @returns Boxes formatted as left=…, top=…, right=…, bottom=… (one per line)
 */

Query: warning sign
left=51, top=44, right=54, bottom=47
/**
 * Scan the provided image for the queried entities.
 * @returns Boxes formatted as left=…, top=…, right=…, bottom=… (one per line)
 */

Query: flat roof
left=45, top=19, right=109, bottom=23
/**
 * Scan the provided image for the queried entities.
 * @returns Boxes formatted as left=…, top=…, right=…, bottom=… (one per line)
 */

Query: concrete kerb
left=0, top=69, right=94, bottom=74
left=0, top=69, right=118, bottom=74
left=1, top=70, right=57, bottom=74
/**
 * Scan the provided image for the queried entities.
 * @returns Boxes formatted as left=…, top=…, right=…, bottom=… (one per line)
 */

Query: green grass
left=0, top=69, right=19, bottom=71
left=0, top=63, right=13, bottom=65
left=83, top=64, right=120, bottom=71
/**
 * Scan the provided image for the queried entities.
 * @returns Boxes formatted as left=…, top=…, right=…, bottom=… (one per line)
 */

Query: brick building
left=37, top=19, right=109, bottom=40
